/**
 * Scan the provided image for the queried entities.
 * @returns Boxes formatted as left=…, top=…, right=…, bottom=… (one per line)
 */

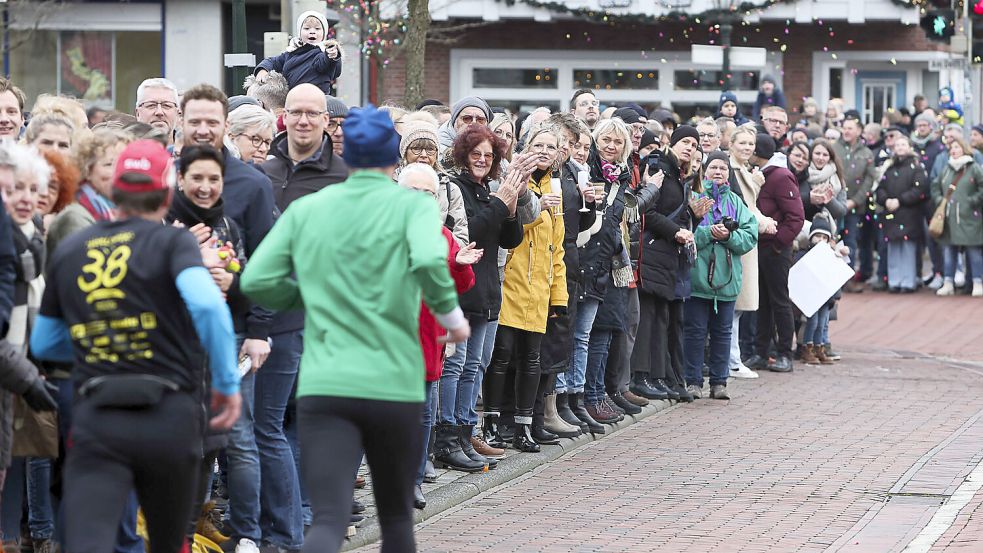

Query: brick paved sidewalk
left=348, top=293, right=983, bottom=552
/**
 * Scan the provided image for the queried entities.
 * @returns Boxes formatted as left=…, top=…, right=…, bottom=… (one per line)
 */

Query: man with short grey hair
left=135, top=78, right=180, bottom=146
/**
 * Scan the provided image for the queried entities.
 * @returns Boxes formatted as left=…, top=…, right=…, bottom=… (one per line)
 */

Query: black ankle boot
left=556, top=392, right=587, bottom=432
left=433, top=425, right=486, bottom=472
left=460, top=425, right=497, bottom=469
left=654, top=379, right=679, bottom=400
left=482, top=414, right=506, bottom=449
left=531, top=424, right=560, bottom=445
left=569, top=392, right=605, bottom=434
left=512, top=423, right=541, bottom=452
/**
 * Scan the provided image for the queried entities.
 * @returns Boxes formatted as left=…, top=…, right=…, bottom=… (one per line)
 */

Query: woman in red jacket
left=398, top=163, right=482, bottom=510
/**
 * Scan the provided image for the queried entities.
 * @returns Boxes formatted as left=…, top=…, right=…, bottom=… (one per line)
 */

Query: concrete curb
left=342, top=397, right=677, bottom=551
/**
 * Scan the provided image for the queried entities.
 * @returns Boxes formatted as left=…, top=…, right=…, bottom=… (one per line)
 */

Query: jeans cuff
left=514, top=416, right=532, bottom=425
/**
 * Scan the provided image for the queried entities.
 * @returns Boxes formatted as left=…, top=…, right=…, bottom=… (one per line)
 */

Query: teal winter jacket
left=689, top=181, right=758, bottom=305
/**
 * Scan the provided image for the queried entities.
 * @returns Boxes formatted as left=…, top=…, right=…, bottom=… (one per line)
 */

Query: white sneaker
left=937, top=280, right=955, bottom=296
left=927, top=274, right=944, bottom=290
left=973, top=280, right=983, bottom=297
left=955, top=269, right=966, bottom=288
left=235, top=539, right=261, bottom=553
left=730, top=364, right=759, bottom=379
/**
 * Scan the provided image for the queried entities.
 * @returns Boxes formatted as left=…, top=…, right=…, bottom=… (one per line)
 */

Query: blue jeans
left=438, top=316, right=492, bottom=426
left=284, top=403, right=313, bottom=527
left=1, top=458, right=54, bottom=541
left=683, top=298, right=735, bottom=387
left=226, top=371, right=261, bottom=542
left=556, top=299, right=600, bottom=394
left=256, top=330, right=304, bottom=550
left=584, top=328, right=614, bottom=405
left=887, top=240, right=918, bottom=290
left=943, top=245, right=983, bottom=280
left=802, top=305, right=830, bottom=345
left=416, top=381, right=437, bottom=485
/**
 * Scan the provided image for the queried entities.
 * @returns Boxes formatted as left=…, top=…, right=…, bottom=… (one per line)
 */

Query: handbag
left=929, top=169, right=963, bottom=239
left=10, top=396, right=58, bottom=458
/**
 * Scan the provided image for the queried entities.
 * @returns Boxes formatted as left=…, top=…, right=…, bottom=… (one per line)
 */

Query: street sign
left=929, top=58, right=968, bottom=71
left=691, top=45, right=767, bottom=67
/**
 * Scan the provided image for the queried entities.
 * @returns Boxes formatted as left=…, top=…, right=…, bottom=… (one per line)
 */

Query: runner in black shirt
left=30, top=140, right=241, bottom=553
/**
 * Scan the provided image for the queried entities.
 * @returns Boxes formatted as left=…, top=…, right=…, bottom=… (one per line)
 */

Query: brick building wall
left=378, top=19, right=944, bottom=117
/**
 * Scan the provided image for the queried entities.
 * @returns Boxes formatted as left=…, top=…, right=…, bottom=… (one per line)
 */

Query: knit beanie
left=915, top=111, right=937, bottom=128
left=705, top=150, right=729, bottom=168
left=640, top=130, right=659, bottom=150
left=670, top=125, right=700, bottom=147
left=973, top=124, right=983, bottom=136
left=450, top=96, right=492, bottom=126
left=228, top=95, right=260, bottom=113
left=613, top=107, right=641, bottom=126
left=719, top=91, right=738, bottom=108
left=325, top=95, right=349, bottom=118
left=342, top=104, right=400, bottom=168
left=399, top=122, right=439, bottom=158
left=809, top=216, right=833, bottom=240
left=753, top=132, right=776, bottom=159
left=294, top=10, right=330, bottom=36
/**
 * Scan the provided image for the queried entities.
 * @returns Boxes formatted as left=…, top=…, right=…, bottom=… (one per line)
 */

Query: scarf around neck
left=949, top=154, right=974, bottom=172
left=77, top=183, right=115, bottom=222
left=807, top=163, right=836, bottom=185
left=169, top=190, right=226, bottom=229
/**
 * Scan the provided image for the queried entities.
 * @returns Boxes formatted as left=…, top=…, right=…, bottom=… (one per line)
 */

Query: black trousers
left=756, top=245, right=795, bottom=358
left=484, top=326, right=543, bottom=424
left=298, top=396, right=423, bottom=553
left=634, top=292, right=685, bottom=386
left=64, top=391, right=203, bottom=553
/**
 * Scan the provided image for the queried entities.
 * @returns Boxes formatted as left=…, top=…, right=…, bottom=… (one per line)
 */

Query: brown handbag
left=10, top=395, right=58, bottom=458
left=929, top=169, right=963, bottom=239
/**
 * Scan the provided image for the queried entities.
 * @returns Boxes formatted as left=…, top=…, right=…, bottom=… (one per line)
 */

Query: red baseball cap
left=113, top=140, right=175, bottom=193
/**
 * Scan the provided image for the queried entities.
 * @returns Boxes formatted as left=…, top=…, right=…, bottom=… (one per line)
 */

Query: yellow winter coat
left=499, top=173, right=568, bottom=333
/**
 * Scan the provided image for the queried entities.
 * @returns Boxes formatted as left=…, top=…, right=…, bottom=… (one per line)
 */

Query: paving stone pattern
left=350, top=293, right=983, bottom=552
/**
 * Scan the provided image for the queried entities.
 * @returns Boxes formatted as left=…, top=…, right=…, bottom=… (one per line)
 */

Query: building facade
left=377, top=0, right=964, bottom=123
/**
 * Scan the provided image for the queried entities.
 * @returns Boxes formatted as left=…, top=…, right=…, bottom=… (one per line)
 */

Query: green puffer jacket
left=689, top=181, right=758, bottom=305
left=931, top=157, right=983, bottom=247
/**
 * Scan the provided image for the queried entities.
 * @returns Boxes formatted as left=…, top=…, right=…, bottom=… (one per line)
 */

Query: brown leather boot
left=814, top=343, right=835, bottom=365
left=801, top=344, right=820, bottom=365
left=622, top=390, right=650, bottom=407
left=470, top=435, right=505, bottom=459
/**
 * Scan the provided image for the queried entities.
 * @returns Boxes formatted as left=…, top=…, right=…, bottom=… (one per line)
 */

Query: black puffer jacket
left=451, top=170, right=523, bottom=320
left=638, top=150, right=691, bottom=301
left=579, top=149, right=629, bottom=303
left=875, top=153, right=928, bottom=242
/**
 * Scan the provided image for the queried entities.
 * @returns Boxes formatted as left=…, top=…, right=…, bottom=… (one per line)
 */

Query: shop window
left=829, top=67, right=843, bottom=100
left=573, top=69, right=659, bottom=90
left=673, top=70, right=759, bottom=91
left=485, top=100, right=561, bottom=114
left=9, top=30, right=160, bottom=113
left=473, top=68, right=558, bottom=89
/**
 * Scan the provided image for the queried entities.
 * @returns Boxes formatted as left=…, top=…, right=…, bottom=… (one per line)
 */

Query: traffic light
left=973, top=1, right=983, bottom=63
left=921, top=9, right=957, bottom=42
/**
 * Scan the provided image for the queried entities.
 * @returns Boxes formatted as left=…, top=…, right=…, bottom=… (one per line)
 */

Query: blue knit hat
left=342, top=104, right=400, bottom=168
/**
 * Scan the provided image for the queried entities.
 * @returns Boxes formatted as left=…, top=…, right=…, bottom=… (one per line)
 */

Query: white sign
left=788, top=242, right=854, bottom=318
left=929, top=58, right=968, bottom=71
left=224, top=53, right=256, bottom=68
left=691, top=45, right=767, bottom=68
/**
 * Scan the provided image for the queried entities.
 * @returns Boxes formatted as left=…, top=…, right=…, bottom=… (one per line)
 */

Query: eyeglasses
left=469, top=151, right=494, bottom=162
left=408, top=144, right=438, bottom=156
left=459, top=114, right=487, bottom=125
left=577, top=100, right=600, bottom=108
left=698, top=132, right=719, bottom=139
left=530, top=143, right=558, bottom=154
left=326, top=119, right=344, bottom=132
left=285, top=109, right=326, bottom=120
left=138, top=101, right=177, bottom=112
left=763, top=117, right=789, bottom=127
left=235, top=133, right=272, bottom=150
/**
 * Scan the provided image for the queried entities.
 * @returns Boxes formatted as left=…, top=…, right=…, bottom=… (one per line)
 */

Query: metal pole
left=231, top=0, right=249, bottom=95
left=721, top=19, right=733, bottom=92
